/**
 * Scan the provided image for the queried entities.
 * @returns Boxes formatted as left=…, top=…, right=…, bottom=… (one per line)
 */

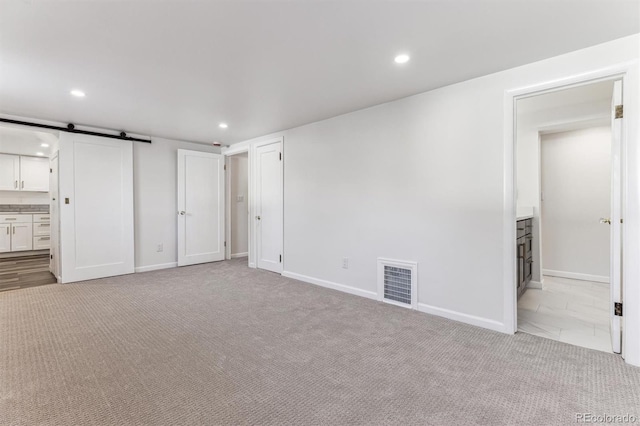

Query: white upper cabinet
left=0, top=154, right=20, bottom=191
left=20, top=156, right=50, bottom=192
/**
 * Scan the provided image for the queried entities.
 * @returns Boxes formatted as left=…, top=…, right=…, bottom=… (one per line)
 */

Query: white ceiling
left=0, top=1, right=638, bottom=145
left=0, top=126, right=57, bottom=157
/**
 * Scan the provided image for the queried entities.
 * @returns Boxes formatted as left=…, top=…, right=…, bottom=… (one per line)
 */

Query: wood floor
left=0, top=254, right=57, bottom=292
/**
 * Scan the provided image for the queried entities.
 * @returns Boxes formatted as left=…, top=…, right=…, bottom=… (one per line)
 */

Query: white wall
left=516, top=86, right=612, bottom=282
left=229, top=153, right=248, bottom=256
left=541, top=127, right=611, bottom=281
left=133, top=138, right=219, bottom=272
left=230, top=35, right=639, bottom=339
left=0, top=191, right=48, bottom=205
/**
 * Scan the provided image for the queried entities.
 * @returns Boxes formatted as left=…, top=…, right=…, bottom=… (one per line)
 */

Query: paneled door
left=58, top=133, right=134, bottom=283
left=177, top=150, right=225, bottom=266
left=254, top=140, right=283, bottom=273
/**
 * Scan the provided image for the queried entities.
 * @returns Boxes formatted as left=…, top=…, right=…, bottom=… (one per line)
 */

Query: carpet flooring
left=0, top=258, right=638, bottom=425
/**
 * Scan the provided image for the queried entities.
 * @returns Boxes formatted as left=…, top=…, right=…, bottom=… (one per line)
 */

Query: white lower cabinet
left=0, top=224, right=10, bottom=253
left=33, top=236, right=50, bottom=250
left=11, top=223, right=33, bottom=251
left=0, top=214, right=48, bottom=252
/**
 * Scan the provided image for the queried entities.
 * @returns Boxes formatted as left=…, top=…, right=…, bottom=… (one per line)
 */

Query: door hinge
left=224, top=241, right=226, bottom=247
left=279, top=152, right=282, bottom=161
left=224, top=164, right=227, bottom=171
left=615, top=105, right=623, bottom=119
left=614, top=302, right=623, bottom=316
left=50, top=168, right=52, bottom=173
left=50, top=254, right=53, bottom=260
left=279, top=254, right=282, bottom=263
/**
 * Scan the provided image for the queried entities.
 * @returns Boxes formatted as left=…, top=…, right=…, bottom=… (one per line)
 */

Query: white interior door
left=610, top=80, right=623, bottom=354
left=255, top=141, right=283, bottom=273
left=59, top=133, right=134, bottom=283
left=177, top=150, right=225, bottom=266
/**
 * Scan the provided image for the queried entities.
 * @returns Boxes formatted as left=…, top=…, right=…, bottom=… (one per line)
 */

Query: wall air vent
left=377, top=258, right=418, bottom=309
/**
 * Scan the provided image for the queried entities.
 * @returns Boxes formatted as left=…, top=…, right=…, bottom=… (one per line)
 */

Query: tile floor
left=517, top=275, right=612, bottom=353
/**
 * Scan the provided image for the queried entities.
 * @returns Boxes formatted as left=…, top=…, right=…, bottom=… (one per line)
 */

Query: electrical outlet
left=342, top=257, right=349, bottom=269
left=156, top=243, right=163, bottom=252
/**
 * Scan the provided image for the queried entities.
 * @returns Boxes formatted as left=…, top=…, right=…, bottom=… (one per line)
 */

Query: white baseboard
left=417, top=303, right=506, bottom=333
left=231, top=252, right=248, bottom=259
left=543, top=269, right=609, bottom=284
left=527, top=280, right=543, bottom=289
left=282, top=271, right=378, bottom=301
left=282, top=270, right=506, bottom=334
left=135, top=262, right=177, bottom=273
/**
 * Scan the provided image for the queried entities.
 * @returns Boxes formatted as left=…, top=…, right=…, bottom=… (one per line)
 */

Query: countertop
left=0, top=212, right=49, bottom=215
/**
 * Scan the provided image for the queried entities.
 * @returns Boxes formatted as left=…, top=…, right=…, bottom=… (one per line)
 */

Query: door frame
left=223, top=147, right=250, bottom=261
left=222, top=136, right=284, bottom=272
left=502, top=61, right=640, bottom=366
left=49, top=152, right=60, bottom=282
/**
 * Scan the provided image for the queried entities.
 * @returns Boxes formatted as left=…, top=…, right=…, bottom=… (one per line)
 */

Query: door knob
left=179, top=211, right=186, bottom=215
left=256, top=216, right=261, bottom=220
left=600, top=218, right=611, bottom=225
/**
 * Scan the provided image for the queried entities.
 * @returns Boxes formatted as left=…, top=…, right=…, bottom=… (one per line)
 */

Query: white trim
left=526, top=280, right=543, bottom=290
left=135, top=262, right=177, bottom=273
left=282, top=271, right=378, bottom=300
left=543, top=270, right=609, bottom=284
left=503, top=61, right=640, bottom=366
left=417, top=303, right=506, bottom=333
left=231, top=252, right=248, bottom=259
left=225, top=155, right=231, bottom=260
left=537, top=115, right=610, bottom=134
left=222, top=142, right=251, bottom=157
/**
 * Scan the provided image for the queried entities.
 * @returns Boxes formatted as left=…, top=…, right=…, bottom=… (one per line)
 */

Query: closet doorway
left=226, top=152, right=249, bottom=261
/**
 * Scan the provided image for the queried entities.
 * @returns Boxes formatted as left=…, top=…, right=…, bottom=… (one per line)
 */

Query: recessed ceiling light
left=394, top=54, right=410, bottom=64
left=36, top=152, right=44, bottom=156
left=70, top=89, right=86, bottom=97
left=219, top=123, right=228, bottom=129
left=40, top=143, right=49, bottom=148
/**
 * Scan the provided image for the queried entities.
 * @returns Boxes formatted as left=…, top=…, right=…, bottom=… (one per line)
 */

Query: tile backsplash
left=0, top=204, right=50, bottom=213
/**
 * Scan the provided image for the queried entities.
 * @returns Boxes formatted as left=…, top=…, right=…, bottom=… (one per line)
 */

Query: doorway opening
left=514, top=80, right=621, bottom=353
left=226, top=152, right=249, bottom=261
left=0, top=124, right=58, bottom=291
